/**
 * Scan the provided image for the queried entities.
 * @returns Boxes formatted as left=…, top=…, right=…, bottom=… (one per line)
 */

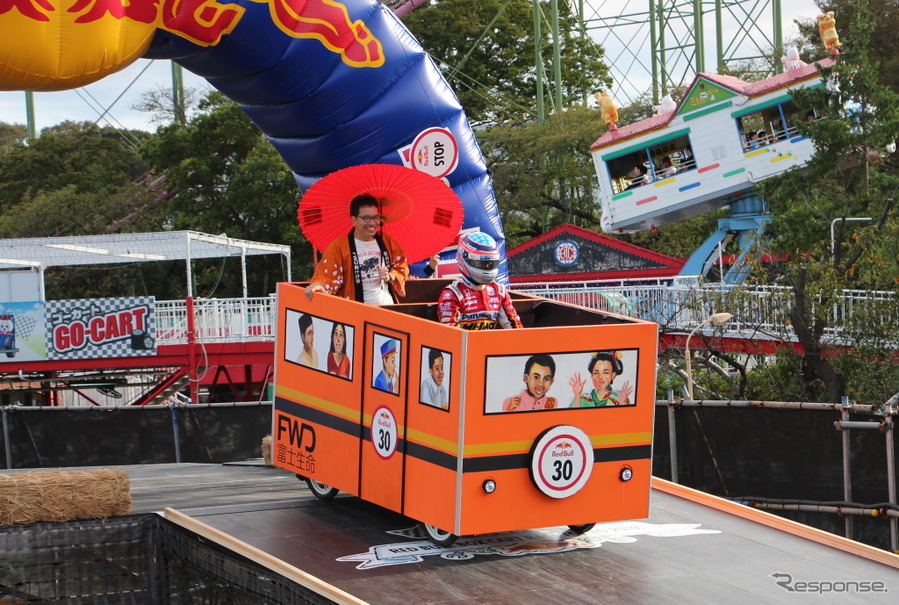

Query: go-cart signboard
left=45, top=297, right=156, bottom=360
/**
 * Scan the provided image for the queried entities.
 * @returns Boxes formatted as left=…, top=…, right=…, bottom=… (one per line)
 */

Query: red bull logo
left=0, top=0, right=243, bottom=44
left=67, top=0, right=244, bottom=45
left=259, top=0, right=384, bottom=68
left=1, top=0, right=384, bottom=91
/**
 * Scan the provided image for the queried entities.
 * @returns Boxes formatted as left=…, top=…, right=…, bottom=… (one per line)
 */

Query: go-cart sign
left=45, top=297, right=155, bottom=360
left=530, top=425, right=594, bottom=498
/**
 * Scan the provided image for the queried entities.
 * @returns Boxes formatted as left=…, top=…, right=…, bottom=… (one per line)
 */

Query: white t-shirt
left=355, top=238, right=393, bottom=305
left=420, top=375, right=448, bottom=409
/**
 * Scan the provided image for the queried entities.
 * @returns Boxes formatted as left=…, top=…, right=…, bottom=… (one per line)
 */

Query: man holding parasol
left=305, top=194, right=408, bottom=304
left=300, top=164, right=465, bottom=304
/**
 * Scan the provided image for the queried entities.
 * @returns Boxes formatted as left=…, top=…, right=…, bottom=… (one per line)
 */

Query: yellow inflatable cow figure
left=818, top=11, right=841, bottom=55
left=595, top=90, right=619, bottom=131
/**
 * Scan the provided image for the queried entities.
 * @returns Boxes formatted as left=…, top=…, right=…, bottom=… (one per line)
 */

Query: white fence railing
left=155, top=296, right=277, bottom=345
left=514, top=277, right=898, bottom=345
left=153, top=280, right=896, bottom=347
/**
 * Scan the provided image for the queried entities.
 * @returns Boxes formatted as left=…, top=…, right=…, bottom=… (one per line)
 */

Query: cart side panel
left=456, top=320, right=657, bottom=535
left=400, top=319, right=465, bottom=535
left=358, top=323, right=410, bottom=512
left=273, top=284, right=367, bottom=496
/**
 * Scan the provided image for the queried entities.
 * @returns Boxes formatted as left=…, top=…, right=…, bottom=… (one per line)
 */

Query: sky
left=0, top=1, right=822, bottom=134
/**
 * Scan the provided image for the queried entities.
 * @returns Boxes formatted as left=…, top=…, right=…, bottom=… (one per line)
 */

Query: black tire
left=422, top=523, right=457, bottom=547
left=567, top=523, right=596, bottom=535
left=305, top=478, right=339, bottom=500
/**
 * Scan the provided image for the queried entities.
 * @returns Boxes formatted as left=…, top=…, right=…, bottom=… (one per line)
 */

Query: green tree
left=131, top=84, right=205, bottom=126
left=0, top=123, right=26, bottom=156
left=795, top=0, right=899, bottom=90
left=0, top=121, right=149, bottom=215
left=141, top=92, right=309, bottom=296
left=756, top=1, right=899, bottom=404
left=478, top=106, right=604, bottom=246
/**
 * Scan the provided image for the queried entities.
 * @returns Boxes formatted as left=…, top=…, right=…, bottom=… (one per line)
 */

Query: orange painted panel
left=359, top=324, right=409, bottom=511
left=400, top=314, right=464, bottom=532
left=273, top=284, right=368, bottom=496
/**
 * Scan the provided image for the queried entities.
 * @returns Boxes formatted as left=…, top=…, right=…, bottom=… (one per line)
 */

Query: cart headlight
left=482, top=479, right=496, bottom=494
left=619, top=466, right=633, bottom=482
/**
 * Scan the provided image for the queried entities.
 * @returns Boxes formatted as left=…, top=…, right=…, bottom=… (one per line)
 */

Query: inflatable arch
left=0, top=0, right=508, bottom=279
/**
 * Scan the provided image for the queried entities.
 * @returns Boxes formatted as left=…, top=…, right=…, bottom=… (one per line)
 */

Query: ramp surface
left=116, top=464, right=899, bottom=604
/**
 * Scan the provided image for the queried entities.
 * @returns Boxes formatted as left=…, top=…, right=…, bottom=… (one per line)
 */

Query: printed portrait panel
left=419, top=346, right=451, bottom=411
left=484, top=349, right=639, bottom=414
left=371, top=333, right=402, bottom=396
left=284, top=309, right=355, bottom=380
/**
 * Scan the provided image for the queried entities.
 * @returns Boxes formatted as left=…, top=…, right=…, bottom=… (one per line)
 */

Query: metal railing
left=151, top=279, right=896, bottom=348
left=514, top=277, right=898, bottom=345
left=155, top=296, right=277, bottom=345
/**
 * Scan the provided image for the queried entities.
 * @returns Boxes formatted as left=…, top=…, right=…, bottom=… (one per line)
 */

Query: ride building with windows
left=591, top=60, right=834, bottom=236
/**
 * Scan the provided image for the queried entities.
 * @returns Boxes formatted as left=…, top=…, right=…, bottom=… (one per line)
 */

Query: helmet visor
left=467, top=258, right=499, bottom=270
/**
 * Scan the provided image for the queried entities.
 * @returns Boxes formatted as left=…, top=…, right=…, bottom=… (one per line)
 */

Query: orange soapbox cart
left=272, top=279, right=657, bottom=545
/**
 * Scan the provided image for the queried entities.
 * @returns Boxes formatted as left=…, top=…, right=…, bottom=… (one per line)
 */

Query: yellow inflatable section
left=0, top=0, right=158, bottom=91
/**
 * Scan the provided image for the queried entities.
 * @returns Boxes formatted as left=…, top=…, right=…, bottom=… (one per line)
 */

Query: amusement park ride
left=590, top=58, right=833, bottom=283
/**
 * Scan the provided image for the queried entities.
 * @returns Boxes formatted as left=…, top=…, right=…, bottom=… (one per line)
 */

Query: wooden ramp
left=145, top=466, right=898, bottom=605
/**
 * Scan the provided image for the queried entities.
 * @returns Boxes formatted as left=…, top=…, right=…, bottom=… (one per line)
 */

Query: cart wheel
left=567, top=523, right=596, bottom=535
left=422, top=523, right=457, bottom=547
left=305, top=478, right=339, bottom=500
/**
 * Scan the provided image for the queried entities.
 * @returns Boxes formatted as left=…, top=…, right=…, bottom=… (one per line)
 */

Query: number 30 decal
left=529, top=425, right=594, bottom=498
left=372, top=406, right=398, bottom=460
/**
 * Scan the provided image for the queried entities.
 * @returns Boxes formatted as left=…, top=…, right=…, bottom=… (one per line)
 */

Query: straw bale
left=0, top=469, right=131, bottom=526
left=261, top=434, right=273, bottom=466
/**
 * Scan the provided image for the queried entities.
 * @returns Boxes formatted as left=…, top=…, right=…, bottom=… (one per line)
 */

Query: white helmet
left=457, top=232, right=500, bottom=285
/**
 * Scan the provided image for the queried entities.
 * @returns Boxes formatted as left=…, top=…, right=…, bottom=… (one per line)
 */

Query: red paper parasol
left=297, top=164, right=464, bottom=263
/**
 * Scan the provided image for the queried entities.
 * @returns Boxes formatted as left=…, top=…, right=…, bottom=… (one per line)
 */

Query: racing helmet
left=457, top=232, right=500, bottom=285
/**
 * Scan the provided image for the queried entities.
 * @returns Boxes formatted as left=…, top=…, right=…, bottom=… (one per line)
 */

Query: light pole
left=685, top=312, right=732, bottom=400
left=830, top=217, right=872, bottom=256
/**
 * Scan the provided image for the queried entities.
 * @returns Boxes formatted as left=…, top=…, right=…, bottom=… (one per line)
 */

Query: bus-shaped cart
left=272, top=279, right=657, bottom=545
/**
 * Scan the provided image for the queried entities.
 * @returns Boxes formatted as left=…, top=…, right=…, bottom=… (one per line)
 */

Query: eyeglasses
left=355, top=215, right=383, bottom=224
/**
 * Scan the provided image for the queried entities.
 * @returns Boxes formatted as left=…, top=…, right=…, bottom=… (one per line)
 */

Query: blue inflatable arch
left=144, top=0, right=508, bottom=279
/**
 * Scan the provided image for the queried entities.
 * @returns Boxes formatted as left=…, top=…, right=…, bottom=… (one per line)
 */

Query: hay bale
left=261, top=435, right=273, bottom=466
left=0, top=469, right=131, bottom=526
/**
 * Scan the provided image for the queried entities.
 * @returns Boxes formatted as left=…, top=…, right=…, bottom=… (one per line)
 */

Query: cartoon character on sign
left=374, top=338, right=399, bottom=394
left=0, top=314, right=16, bottom=357
left=568, top=351, right=634, bottom=407
left=503, top=354, right=558, bottom=412
left=420, top=348, right=448, bottom=409
left=297, top=313, right=319, bottom=368
left=327, top=321, right=351, bottom=379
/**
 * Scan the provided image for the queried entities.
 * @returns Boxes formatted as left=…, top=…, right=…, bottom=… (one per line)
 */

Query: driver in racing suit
left=437, top=232, right=522, bottom=330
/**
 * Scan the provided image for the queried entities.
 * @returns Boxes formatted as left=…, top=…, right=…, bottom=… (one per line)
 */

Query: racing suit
left=437, top=280, right=523, bottom=330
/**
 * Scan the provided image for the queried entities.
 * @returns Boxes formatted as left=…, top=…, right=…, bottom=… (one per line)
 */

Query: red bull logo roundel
left=0, top=0, right=382, bottom=90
